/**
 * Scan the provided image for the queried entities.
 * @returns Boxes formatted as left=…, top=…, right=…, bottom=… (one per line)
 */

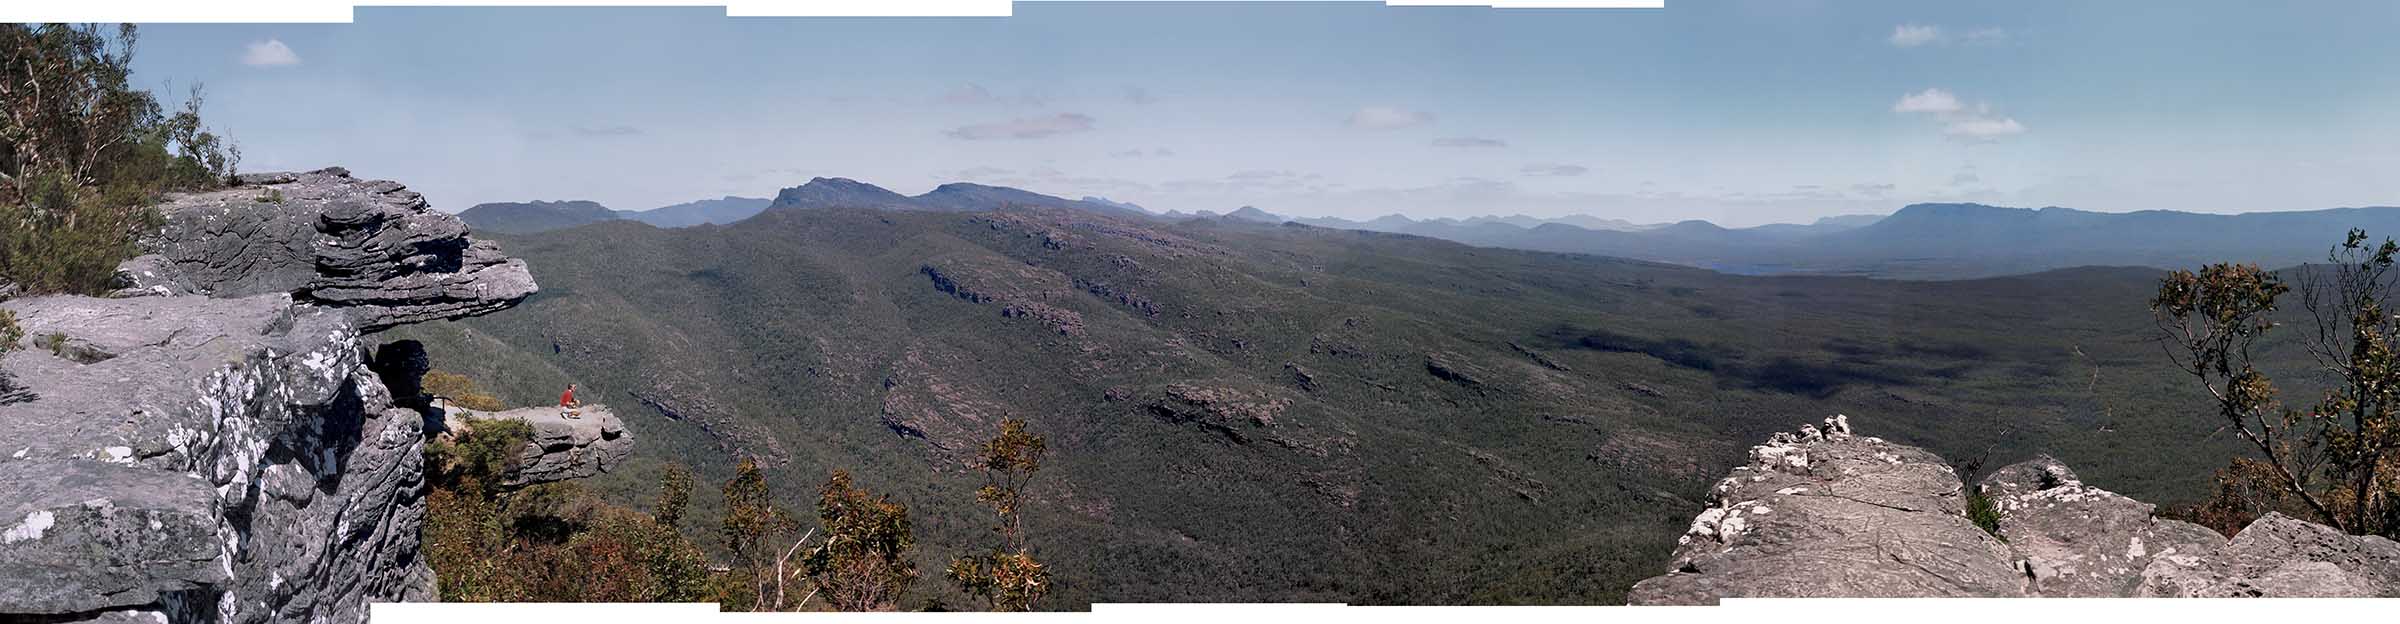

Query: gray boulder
left=1979, top=455, right=2227, bottom=596
left=112, top=167, right=536, bottom=331
left=1626, top=416, right=2028, bottom=604
left=0, top=294, right=433, bottom=623
left=0, top=460, right=227, bottom=615
left=443, top=404, right=632, bottom=487
left=2137, top=512, right=2400, bottom=597
left=1630, top=416, right=2400, bottom=603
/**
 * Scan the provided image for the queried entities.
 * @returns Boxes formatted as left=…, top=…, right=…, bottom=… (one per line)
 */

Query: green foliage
left=0, top=24, right=239, bottom=295
left=423, top=369, right=506, bottom=412
left=718, top=456, right=798, bottom=610
left=803, top=470, right=918, bottom=611
left=948, top=418, right=1052, bottom=611
left=654, top=463, right=694, bottom=530
left=435, top=418, right=534, bottom=495
left=400, top=206, right=2296, bottom=605
left=424, top=424, right=716, bottom=603
left=1964, top=488, right=2003, bottom=539
left=945, top=551, right=1048, bottom=612
left=0, top=308, right=20, bottom=352
left=2154, top=229, right=2400, bottom=537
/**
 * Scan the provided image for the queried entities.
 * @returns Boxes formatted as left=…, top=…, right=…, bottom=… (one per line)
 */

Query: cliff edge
left=1627, top=416, right=2400, bottom=603
left=0, top=169, right=552, bottom=623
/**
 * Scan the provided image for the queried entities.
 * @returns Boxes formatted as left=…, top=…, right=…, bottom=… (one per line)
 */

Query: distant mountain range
left=763, top=177, right=1153, bottom=219
left=458, top=196, right=770, bottom=234
left=456, top=177, right=2400, bottom=279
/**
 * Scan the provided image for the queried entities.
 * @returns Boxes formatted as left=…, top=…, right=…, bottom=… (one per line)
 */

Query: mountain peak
left=770, top=177, right=913, bottom=210
left=1225, top=205, right=1283, bottom=223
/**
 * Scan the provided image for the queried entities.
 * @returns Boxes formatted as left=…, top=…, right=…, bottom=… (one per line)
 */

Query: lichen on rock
left=1629, top=415, right=2400, bottom=604
left=1, top=168, right=540, bottom=623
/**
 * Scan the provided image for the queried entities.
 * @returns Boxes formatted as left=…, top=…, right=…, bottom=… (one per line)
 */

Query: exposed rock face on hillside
left=113, top=167, right=537, bottom=331
left=437, top=404, right=632, bottom=487
left=1, top=169, right=543, bottom=623
left=1627, top=416, right=2400, bottom=603
left=1, top=295, right=435, bottom=623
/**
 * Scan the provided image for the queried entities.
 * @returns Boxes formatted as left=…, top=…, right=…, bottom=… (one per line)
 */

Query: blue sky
left=130, top=1, right=2400, bottom=226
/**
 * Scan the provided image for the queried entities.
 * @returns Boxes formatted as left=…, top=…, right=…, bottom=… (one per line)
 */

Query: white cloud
left=1943, top=116, right=2026, bottom=139
left=1891, top=24, right=2008, bottom=48
left=1431, top=136, right=1507, bottom=148
left=1893, top=89, right=2025, bottom=141
left=1347, top=106, right=1433, bottom=130
left=1889, top=24, right=1941, bottom=47
left=241, top=39, right=301, bottom=67
left=1520, top=163, right=1589, bottom=177
left=1891, top=88, right=1963, bottom=114
left=944, top=113, right=1095, bottom=140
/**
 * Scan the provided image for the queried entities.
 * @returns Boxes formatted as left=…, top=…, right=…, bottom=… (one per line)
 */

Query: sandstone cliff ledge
left=1, top=169, right=552, bottom=623
left=1627, top=416, right=2400, bottom=603
left=438, top=404, right=632, bottom=488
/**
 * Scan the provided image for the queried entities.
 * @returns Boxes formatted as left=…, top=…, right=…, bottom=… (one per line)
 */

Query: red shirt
left=560, top=387, right=575, bottom=407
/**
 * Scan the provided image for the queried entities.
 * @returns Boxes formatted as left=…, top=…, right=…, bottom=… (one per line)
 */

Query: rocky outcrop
left=1, top=294, right=434, bottom=623
left=1, top=168, right=541, bottom=623
left=2137, top=512, right=2400, bottom=597
left=1627, top=415, right=2400, bottom=603
left=439, top=404, right=632, bottom=488
left=112, top=168, right=537, bottom=332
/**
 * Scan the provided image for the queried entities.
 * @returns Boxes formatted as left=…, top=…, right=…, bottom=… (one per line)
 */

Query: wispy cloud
left=1520, top=163, right=1589, bottom=177
left=1124, top=86, right=1156, bottom=106
left=1891, top=88, right=1963, bottom=113
left=1943, top=116, right=2025, bottom=139
left=1432, top=136, right=1508, bottom=148
left=1889, top=24, right=1941, bottom=47
left=1893, top=88, right=2025, bottom=141
left=1890, top=24, right=2008, bottom=48
left=945, top=113, right=1096, bottom=140
left=1347, top=106, right=1433, bottom=130
left=1110, top=147, right=1176, bottom=158
left=241, top=39, right=301, bottom=67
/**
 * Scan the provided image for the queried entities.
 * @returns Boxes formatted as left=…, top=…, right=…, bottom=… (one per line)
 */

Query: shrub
left=2153, top=229, right=2400, bottom=537
left=424, top=422, right=715, bottom=603
left=423, top=369, right=506, bottom=412
left=947, top=418, right=1052, bottom=611
left=1965, top=488, right=2003, bottom=539
left=0, top=309, right=20, bottom=352
left=0, top=24, right=239, bottom=295
left=719, top=457, right=798, bottom=610
left=803, top=470, right=917, bottom=611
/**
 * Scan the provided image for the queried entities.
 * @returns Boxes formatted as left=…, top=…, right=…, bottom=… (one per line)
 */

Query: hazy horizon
left=129, top=1, right=2400, bottom=227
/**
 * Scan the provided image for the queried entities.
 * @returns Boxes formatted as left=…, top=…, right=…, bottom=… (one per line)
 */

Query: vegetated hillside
left=622, top=195, right=771, bottom=228
left=1277, top=203, right=2400, bottom=279
left=387, top=205, right=2308, bottom=606
left=457, top=200, right=622, bottom=234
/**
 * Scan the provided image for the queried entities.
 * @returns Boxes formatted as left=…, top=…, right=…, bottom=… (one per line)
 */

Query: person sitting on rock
left=559, top=383, right=581, bottom=419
